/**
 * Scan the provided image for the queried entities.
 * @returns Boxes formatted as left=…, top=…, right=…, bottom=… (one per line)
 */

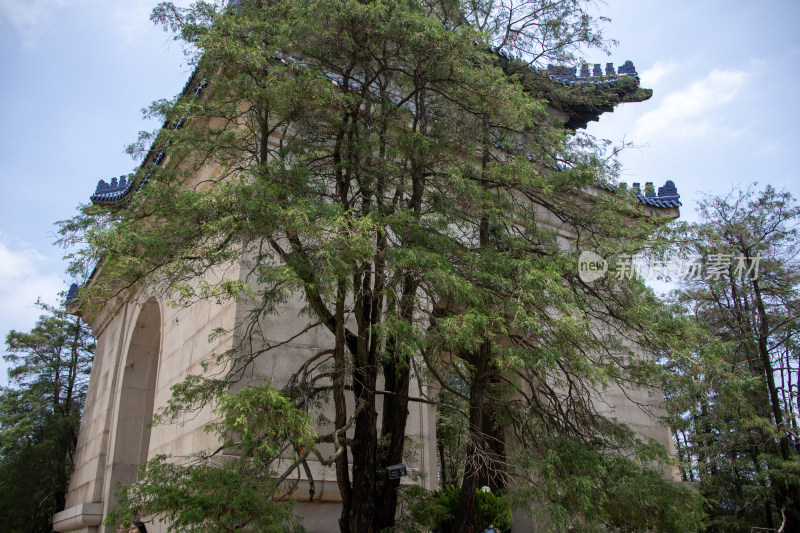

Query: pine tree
left=666, top=185, right=800, bottom=532
left=0, top=301, right=94, bottom=533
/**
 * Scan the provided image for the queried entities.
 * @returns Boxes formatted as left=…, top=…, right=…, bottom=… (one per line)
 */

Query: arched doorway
left=107, top=298, right=161, bottom=505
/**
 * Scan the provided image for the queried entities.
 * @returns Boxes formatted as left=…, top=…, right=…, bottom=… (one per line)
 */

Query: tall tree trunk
left=348, top=259, right=381, bottom=533
left=334, top=284, right=354, bottom=533
left=674, top=431, right=689, bottom=482
left=376, top=277, right=416, bottom=530
left=376, top=354, right=410, bottom=530
left=681, top=431, right=695, bottom=482
left=787, top=346, right=799, bottom=451
left=375, top=91, right=427, bottom=530
left=349, top=387, right=378, bottom=533
left=752, top=277, right=792, bottom=461
left=453, top=341, right=492, bottom=533
left=751, top=274, right=800, bottom=529
left=439, top=439, right=449, bottom=486
left=749, top=448, right=775, bottom=530
left=477, top=384, right=505, bottom=491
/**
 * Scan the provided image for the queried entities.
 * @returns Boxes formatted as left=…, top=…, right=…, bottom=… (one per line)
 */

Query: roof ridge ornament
left=544, top=59, right=639, bottom=87
left=90, top=80, right=206, bottom=207
left=66, top=283, right=80, bottom=306
left=631, top=180, right=681, bottom=208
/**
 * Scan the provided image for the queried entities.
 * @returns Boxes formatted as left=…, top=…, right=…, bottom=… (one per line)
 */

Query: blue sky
left=0, top=0, right=798, bottom=378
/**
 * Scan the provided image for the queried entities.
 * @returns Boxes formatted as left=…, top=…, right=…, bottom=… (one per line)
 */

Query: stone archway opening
left=108, top=298, right=161, bottom=498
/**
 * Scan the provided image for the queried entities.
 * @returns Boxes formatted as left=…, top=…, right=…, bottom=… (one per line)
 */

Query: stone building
left=53, top=57, right=682, bottom=533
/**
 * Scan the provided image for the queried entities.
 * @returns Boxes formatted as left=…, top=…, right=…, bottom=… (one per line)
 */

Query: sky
left=0, top=0, right=798, bottom=380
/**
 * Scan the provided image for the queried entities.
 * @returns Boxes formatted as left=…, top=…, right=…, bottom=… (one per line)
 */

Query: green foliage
left=664, top=185, right=800, bottom=531
left=107, top=455, right=303, bottom=533
left=0, top=300, right=94, bottom=533
left=510, top=434, right=704, bottom=532
left=105, top=382, right=314, bottom=532
left=389, top=485, right=512, bottom=533
left=436, top=369, right=469, bottom=488
left=209, top=382, right=317, bottom=463
left=58, top=0, right=695, bottom=530
left=476, top=490, right=514, bottom=532
left=436, top=487, right=513, bottom=533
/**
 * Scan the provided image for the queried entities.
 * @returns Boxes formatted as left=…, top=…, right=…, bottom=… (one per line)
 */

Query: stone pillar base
left=53, top=502, right=103, bottom=533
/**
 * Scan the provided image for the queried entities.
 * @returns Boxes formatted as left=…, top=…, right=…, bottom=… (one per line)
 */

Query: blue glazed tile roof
left=544, top=60, right=639, bottom=88
left=89, top=54, right=656, bottom=208
left=632, top=180, right=682, bottom=208
left=66, top=283, right=80, bottom=306
left=90, top=83, right=201, bottom=207
left=492, top=46, right=641, bottom=88
left=90, top=175, right=132, bottom=204
left=493, top=54, right=651, bottom=129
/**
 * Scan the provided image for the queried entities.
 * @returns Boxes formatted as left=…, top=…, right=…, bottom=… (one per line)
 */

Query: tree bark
left=453, top=341, right=492, bottom=533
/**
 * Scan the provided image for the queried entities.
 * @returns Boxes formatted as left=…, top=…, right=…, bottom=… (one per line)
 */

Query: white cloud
left=114, top=0, right=196, bottom=34
left=757, top=140, right=779, bottom=155
left=0, top=238, right=40, bottom=279
left=0, top=236, right=64, bottom=336
left=1, top=0, right=194, bottom=46
left=0, top=0, right=65, bottom=44
left=111, top=0, right=165, bottom=45
left=639, top=61, right=678, bottom=88
left=633, top=68, right=750, bottom=142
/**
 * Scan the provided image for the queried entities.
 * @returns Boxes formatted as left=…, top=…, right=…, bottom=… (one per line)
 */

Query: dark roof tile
left=65, top=283, right=80, bottom=306
left=633, top=179, right=682, bottom=208
left=545, top=60, right=640, bottom=88
left=91, top=81, right=202, bottom=207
